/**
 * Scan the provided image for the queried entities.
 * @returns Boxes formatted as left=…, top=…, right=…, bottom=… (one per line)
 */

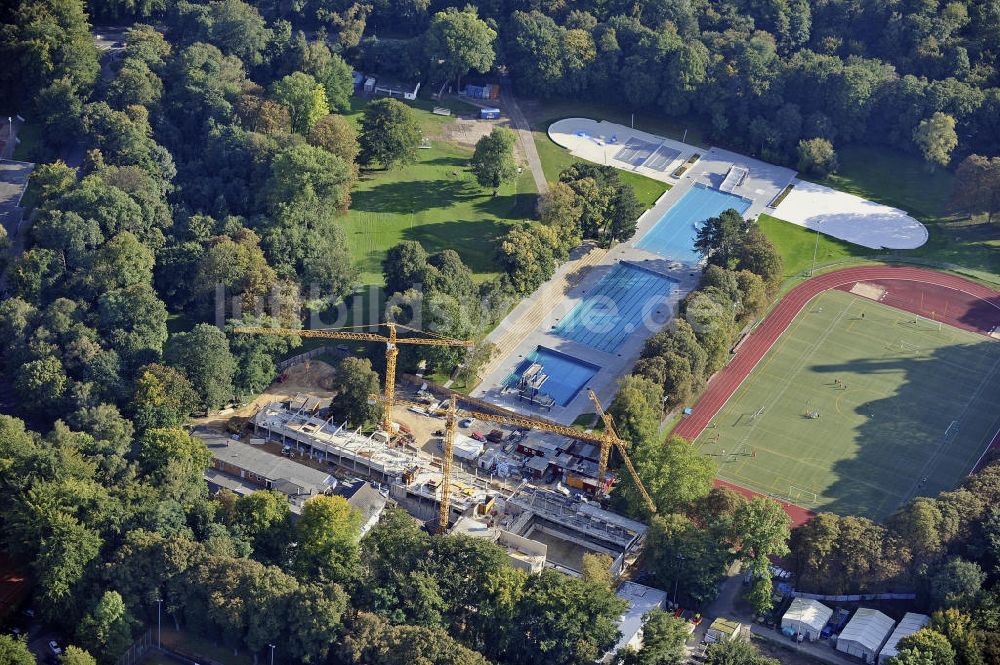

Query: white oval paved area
left=774, top=179, right=928, bottom=249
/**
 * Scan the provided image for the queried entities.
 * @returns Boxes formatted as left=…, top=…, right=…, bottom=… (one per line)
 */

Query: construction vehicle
left=233, top=322, right=474, bottom=433
left=374, top=388, right=657, bottom=532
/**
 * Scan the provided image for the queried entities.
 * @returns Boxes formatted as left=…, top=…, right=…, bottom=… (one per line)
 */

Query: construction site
left=231, top=385, right=648, bottom=575
left=198, top=322, right=656, bottom=577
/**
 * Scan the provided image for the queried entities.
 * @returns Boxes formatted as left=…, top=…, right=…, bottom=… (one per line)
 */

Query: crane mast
left=234, top=322, right=472, bottom=433
left=377, top=387, right=657, bottom=532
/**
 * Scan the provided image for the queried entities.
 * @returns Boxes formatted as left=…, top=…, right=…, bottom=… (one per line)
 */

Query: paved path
left=670, top=265, right=1000, bottom=526
left=478, top=243, right=608, bottom=379
left=501, top=84, right=548, bottom=194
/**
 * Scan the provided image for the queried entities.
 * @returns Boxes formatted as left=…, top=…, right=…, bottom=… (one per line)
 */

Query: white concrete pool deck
left=552, top=118, right=928, bottom=250
left=472, top=142, right=796, bottom=424
left=774, top=179, right=929, bottom=249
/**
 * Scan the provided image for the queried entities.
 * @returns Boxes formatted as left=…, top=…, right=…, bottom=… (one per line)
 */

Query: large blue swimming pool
left=637, top=185, right=751, bottom=263
left=553, top=262, right=676, bottom=353
left=505, top=347, right=599, bottom=407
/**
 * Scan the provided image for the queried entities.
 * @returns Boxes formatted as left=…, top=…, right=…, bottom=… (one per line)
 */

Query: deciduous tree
left=294, top=495, right=363, bottom=584
left=471, top=127, right=518, bottom=196
left=913, top=112, right=958, bottom=170
left=423, top=7, right=497, bottom=88
left=358, top=98, right=421, bottom=170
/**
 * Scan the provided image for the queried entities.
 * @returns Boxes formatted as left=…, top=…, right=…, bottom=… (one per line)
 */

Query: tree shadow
left=399, top=218, right=508, bottom=265
left=351, top=179, right=476, bottom=214
left=418, top=156, right=468, bottom=168
left=474, top=191, right=537, bottom=220
left=809, top=339, right=1000, bottom=520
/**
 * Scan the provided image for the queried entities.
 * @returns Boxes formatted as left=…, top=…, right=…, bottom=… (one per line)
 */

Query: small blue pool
left=637, top=185, right=751, bottom=263
left=505, top=347, right=599, bottom=407
left=553, top=262, right=676, bottom=353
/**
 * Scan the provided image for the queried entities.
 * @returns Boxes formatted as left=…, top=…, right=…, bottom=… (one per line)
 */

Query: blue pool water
left=505, top=347, right=599, bottom=407
left=553, top=262, right=676, bottom=353
left=637, top=185, right=752, bottom=263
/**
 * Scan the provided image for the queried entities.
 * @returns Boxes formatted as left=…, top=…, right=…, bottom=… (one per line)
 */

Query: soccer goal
left=788, top=485, right=818, bottom=505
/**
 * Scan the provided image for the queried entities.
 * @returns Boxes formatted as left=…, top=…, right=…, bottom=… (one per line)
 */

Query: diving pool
left=637, top=185, right=751, bottom=263
left=505, top=347, right=599, bottom=407
left=553, top=262, right=676, bottom=353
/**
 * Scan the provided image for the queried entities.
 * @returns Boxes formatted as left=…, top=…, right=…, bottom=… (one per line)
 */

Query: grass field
left=338, top=97, right=537, bottom=286
left=816, top=146, right=1000, bottom=285
left=694, top=289, right=1000, bottom=519
left=757, top=214, right=872, bottom=278
left=531, top=129, right=669, bottom=208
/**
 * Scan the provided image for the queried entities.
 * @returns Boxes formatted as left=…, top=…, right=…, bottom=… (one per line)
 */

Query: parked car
left=486, top=429, right=504, bottom=443
left=459, top=418, right=474, bottom=428
left=48, top=641, right=62, bottom=656
left=471, top=432, right=486, bottom=442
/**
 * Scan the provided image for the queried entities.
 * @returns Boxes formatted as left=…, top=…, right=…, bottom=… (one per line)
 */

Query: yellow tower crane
left=233, top=322, right=474, bottom=433
left=587, top=388, right=656, bottom=515
left=377, top=389, right=657, bottom=532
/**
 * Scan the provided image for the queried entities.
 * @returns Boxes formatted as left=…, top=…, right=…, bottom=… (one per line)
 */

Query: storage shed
left=781, top=597, right=833, bottom=641
left=877, top=613, right=930, bottom=664
left=836, top=609, right=895, bottom=663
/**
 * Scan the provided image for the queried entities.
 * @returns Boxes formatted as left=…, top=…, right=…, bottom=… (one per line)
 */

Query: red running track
left=672, top=266, right=1000, bottom=526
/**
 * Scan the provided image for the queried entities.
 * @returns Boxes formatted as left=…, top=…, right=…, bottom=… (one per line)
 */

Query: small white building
left=782, top=597, right=833, bottom=641
left=836, top=608, right=895, bottom=664
left=452, top=433, right=484, bottom=462
left=602, top=582, right=669, bottom=662
left=877, top=612, right=930, bottom=664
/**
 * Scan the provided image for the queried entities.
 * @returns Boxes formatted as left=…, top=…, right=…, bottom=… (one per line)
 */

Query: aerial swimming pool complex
left=553, top=262, right=676, bottom=353
left=637, top=184, right=752, bottom=263
left=505, top=347, right=599, bottom=407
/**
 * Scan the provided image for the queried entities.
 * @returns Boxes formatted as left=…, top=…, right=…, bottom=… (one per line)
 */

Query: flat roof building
left=202, top=436, right=336, bottom=512
left=602, top=582, right=668, bottom=662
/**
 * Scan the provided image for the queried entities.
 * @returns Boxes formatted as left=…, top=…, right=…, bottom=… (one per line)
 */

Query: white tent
left=782, top=597, right=833, bottom=641
left=836, top=608, right=895, bottom=664
left=878, top=613, right=930, bottom=663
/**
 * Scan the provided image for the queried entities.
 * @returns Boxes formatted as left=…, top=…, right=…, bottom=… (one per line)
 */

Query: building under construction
left=250, top=401, right=495, bottom=523
left=245, top=398, right=646, bottom=574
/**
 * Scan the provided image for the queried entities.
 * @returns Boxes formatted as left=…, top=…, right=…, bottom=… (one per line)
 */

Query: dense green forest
left=0, top=0, right=999, bottom=663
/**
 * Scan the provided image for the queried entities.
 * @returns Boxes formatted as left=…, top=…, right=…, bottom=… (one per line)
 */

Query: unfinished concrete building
left=496, top=485, right=647, bottom=575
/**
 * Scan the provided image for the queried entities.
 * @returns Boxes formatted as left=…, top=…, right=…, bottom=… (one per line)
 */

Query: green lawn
left=11, top=122, right=41, bottom=162
left=531, top=129, right=669, bottom=208
left=816, top=146, right=1000, bottom=285
left=160, top=625, right=255, bottom=665
left=338, top=98, right=537, bottom=286
left=694, top=289, right=1000, bottom=519
left=757, top=213, right=872, bottom=279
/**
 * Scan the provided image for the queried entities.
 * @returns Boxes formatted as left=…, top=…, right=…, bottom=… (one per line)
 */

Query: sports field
left=694, top=289, right=1000, bottom=519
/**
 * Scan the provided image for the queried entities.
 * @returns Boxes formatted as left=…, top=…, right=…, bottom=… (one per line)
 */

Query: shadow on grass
left=399, top=217, right=509, bottom=264
left=351, top=178, right=475, bottom=214
left=419, top=155, right=468, bottom=168
left=474, top=191, right=536, bottom=220
left=810, top=340, right=1000, bottom=519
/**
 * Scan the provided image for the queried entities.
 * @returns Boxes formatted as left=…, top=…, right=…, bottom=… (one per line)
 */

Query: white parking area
left=774, top=179, right=929, bottom=249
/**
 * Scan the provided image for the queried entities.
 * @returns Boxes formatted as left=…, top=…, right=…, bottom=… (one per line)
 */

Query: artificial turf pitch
left=694, top=289, right=1000, bottom=520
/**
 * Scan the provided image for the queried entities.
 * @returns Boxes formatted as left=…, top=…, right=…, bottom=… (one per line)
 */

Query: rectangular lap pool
left=553, top=262, right=676, bottom=353
left=637, top=185, right=751, bottom=263
left=505, top=347, right=599, bottom=407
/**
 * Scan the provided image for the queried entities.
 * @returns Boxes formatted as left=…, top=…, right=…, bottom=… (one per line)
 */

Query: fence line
left=276, top=345, right=339, bottom=372
left=791, top=591, right=916, bottom=601
left=116, top=628, right=153, bottom=665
